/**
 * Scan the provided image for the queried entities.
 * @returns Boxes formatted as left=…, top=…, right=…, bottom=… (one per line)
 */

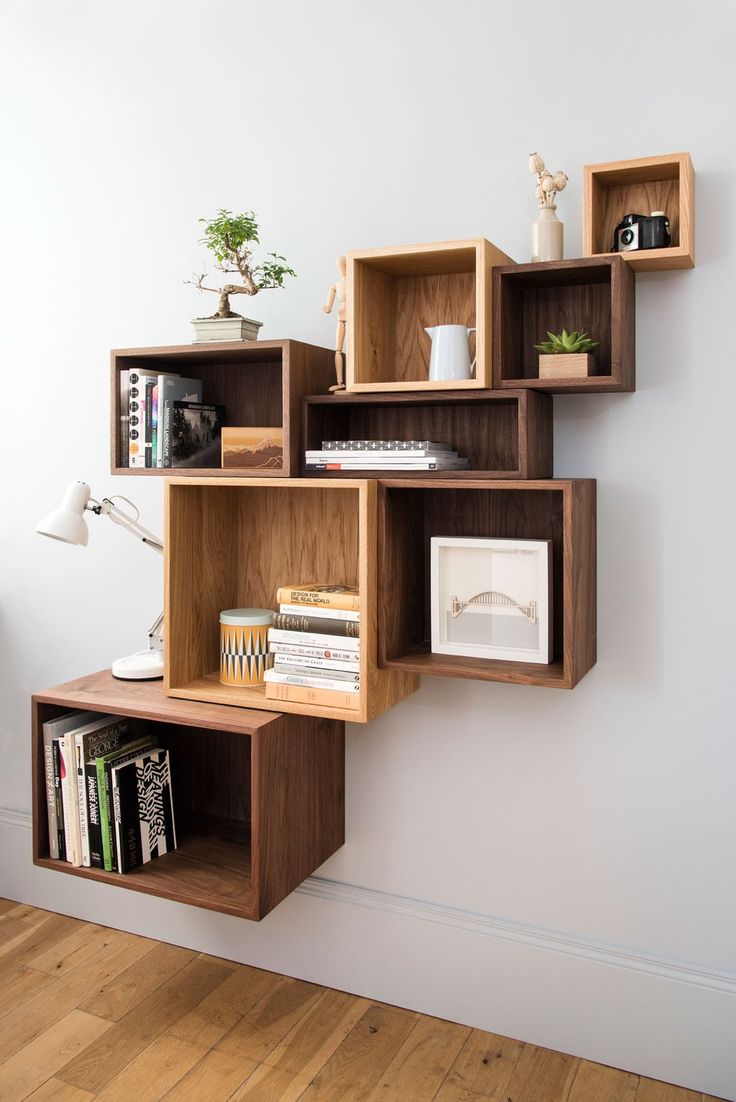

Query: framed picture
left=430, top=536, right=552, bottom=664
left=221, top=426, right=283, bottom=469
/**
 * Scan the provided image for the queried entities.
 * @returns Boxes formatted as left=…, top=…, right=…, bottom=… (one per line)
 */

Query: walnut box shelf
left=492, top=257, right=635, bottom=393
left=111, top=340, right=334, bottom=476
left=583, top=152, right=695, bottom=272
left=377, top=479, right=596, bottom=689
left=32, top=670, right=345, bottom=920
left=302, top=390, right=552, bottom=479
left=346, top=239, right=513, bottom=393
left=165, top=477, right=418, bottom=722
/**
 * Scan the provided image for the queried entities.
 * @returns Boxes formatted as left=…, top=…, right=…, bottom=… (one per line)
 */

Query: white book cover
left=74, top=714, right=129, bottom=867
left=269, top=642, right=360, bottom=663
left=59, top=733, right=82, bottom=865
left=264, top=669, right=361, bottom=693
left=277, top=603, right=360, bottom=622
left=268, top=627, right=360, bottom=651
left=42, top=710, right=100, bottom=860
left=128, top=372, right=157, bottom=469
left=272, top=652, right=360, bottom=673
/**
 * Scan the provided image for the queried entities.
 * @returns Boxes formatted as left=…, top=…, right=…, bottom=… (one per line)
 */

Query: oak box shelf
left=377, top=479, right=596, bottom=689
left=347, top=239, right=513, bottom=392
left=32, top=670, right=345, bottom=920
left=302, top=389, right=553, bottom=479
left=165, top=477, right=418, bottom=722
left=111, top=340, right=334, bottom=476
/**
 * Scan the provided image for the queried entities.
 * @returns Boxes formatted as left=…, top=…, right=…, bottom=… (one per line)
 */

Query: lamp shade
left=36, top=482, right=91, bottom=546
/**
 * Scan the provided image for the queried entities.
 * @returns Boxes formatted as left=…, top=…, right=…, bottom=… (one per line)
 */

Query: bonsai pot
left=192, top=316, right=263, bottom=343
left=538, top=352, right=594, bottom=380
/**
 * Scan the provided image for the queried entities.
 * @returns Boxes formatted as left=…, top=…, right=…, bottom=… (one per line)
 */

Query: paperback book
left=264, top=681, right=361, bottom=711
left=271, top=660, right=360, bottom=682
left=75, top=715, right=130, bottom=868
left=164, top=401, right=225, bottom=468
left=277, top=603, right=359, bottom=622
left=269, top=641, right=360, bottom=663
left=42, top=710, right=100, bottom=860
left=268, top=627, right=360, bottom=650
left=272, top=651, right=360, bottom=672
left=271, top=612, right=359, bottom=638
left=275, top=584, right=359, bottom=612
left=96, top=737, right=157, bottom=871
left=112, top=747, right=176, bottom=873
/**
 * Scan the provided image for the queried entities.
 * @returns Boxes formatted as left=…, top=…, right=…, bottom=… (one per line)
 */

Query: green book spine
left=95, top=755, right=114, bottom=871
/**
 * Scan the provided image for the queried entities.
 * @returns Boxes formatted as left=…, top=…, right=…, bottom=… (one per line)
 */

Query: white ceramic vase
left=531, top=206, right=564, bottom=263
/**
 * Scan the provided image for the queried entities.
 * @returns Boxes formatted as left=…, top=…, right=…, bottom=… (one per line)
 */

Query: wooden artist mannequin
left=323, top=256, right=347, bottom=392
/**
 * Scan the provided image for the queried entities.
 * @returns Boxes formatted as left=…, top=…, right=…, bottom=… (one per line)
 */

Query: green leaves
left=195, top=209, right=295, bottom=294
left=533, top=328, right=600, bottom=355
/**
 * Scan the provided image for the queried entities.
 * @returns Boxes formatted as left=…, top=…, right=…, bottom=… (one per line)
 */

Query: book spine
left=129, top=372, right=144, bottom=468
left=275, top=587, right=360, bottom=612
left=138, top=750, right=177, bottom=861
left=278, top=603, right=359, bottom=622
left=59, top=735, right=82, bottom=866
left=75, top=738, right=91, bottom=867
left=86, top=763, right=103, bottom=868
left=96, top=757, right=114, bottom=871
left=272, top=651, right=360, bottom=672
left=162, top=401, right=172, bottom=468
left=304, top=461, right=463, bottom=471
left=113, top=765, right=142, bottom=873
left=265, top=681, right=361, bottom=712
left=307, top=449, right=454, bottom=459
left=271, top=613, right=359, bottom=638
left=144, top=379, right=155, bottom=468
left=273, top=658, right=360, bottom=680
left=269, top=642, right=360, bottom=663
left=119, top=369, right=129, bottom=468
left=264, top=669, right=361, bottom=692
left=268, top=627, right=360, bottom=650
left=43, top=726, right=59, bottom=860
left=151, top=383, right=159, bottom=468
left=52, top=740, right=65, bottom=861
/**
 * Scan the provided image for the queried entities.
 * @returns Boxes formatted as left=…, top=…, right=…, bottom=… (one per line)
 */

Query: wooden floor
left=0, top=900, right=725, bottom=1102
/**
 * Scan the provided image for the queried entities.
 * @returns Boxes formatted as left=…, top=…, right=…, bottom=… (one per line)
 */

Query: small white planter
left=191, top=316, right=263, bottom=343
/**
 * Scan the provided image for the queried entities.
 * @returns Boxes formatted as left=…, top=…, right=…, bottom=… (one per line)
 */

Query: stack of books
left=304, top=439, right=470, bottom=472
left=264, top=584, right=361, bottom=712
left=42, top=712, right=177, bottom=874
left=121, top=369, right=224, bottom=469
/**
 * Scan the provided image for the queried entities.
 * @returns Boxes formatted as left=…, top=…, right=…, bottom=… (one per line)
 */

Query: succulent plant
left=533, top=329, right=600, bottom=355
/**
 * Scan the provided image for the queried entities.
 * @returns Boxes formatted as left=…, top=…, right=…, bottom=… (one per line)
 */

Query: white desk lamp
left=36, top=481, right=165, bottom=680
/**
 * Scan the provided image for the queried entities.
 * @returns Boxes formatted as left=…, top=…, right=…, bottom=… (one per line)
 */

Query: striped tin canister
left=219, top=608, right=274, bottom=687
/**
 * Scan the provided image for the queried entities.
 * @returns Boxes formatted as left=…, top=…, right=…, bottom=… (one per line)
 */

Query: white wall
left=2, top=0, right=735, bottom=1096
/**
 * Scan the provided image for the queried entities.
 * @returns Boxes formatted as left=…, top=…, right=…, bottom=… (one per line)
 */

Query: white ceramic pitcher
left=425, top=325, right=476, bottom=382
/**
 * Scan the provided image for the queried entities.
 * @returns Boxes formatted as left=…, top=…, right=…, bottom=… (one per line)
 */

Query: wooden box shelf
left=165, top=477, right=418, bottom=722
left=377, top=479, right=596, bottom=689
left=492, top=257, right=635, bottom=394
left=32, top=671, right=345, bottom=920
left=302, top=390, right=552, bottom=478
left=583, top=152, right=695, bottom=272
left=347, top=239, right=513, bottom=393
left=111, top=340, right=334, bottom=476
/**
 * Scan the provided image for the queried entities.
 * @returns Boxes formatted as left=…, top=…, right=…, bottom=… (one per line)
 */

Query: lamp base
left=112, top=649, right=164, bottom=681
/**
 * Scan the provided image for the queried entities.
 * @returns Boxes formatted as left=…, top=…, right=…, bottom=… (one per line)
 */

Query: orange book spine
left=265, top=682, right=361, bottom=712
left=275, top=586, right=360, bottom=613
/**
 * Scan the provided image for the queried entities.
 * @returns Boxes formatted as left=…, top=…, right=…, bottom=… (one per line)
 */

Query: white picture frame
left=430, top=536, right=553, bottom=664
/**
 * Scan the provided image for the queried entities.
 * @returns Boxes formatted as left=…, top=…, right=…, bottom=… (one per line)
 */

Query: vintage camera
left=612, top=211, right=671, bottom=252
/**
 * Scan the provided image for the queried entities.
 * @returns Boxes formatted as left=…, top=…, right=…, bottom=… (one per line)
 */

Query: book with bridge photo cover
left=430, top=536, right=552, bottom=664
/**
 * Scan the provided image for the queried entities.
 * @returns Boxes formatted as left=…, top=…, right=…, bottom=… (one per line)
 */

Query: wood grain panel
left=569, top=1059, right=638, bottom=1101
left=502, top=1042, right=580, bottom=1100
left=0, top=1009, right=111, bottom=1102
left=394, top=272, right=475, bottom=384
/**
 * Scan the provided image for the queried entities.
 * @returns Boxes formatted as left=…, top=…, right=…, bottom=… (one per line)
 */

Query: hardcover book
left=270, top=660, right=360, bottom=682
left=272, top=651, right=360, bottom=673
left=265, top=681, right=361, bottom=711
left=278, top=603, right=359, bottom=622
left=321, top=440, right=452, bottom=451
left=112, top=747, right=176, bottom=873
left=271, top=612, right=360, bottom=638
left=96, top=737, right=157, bottom=872
left=167, top=402, right=225, bottom=468
left=222, top=426, right=283, bottom=469
left=268, top=627, right=360, bottom=651
left=158, top=375, right=203, bottom=466
left=275, top=584, right=360, bottom=612
left=42, top=710, right=99, bottom=860
left=128, top=371, right=158, bottom=469
left=269, top=641, right=360, bottom=663
left=74, top=715, right=129, bottom=867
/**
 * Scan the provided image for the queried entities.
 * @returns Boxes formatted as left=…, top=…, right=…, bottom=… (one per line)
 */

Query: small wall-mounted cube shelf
left=377, top=479, right=596, bottom=689
left=302, top=390, right=552, bottom=478
left=583, top=152, right=695, bottom=272
left=492, top=257, right=635, bottom=393
left=347, top=238, right=513, bottom=393
left=165, top=477, right=418, bottom=722
left=32, top=670, right=344, bottom=920
left=111, top=340, right=334, bottom=476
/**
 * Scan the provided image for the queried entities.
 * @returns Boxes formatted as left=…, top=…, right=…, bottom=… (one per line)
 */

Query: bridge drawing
left=450, top=591, right=537, bottom=624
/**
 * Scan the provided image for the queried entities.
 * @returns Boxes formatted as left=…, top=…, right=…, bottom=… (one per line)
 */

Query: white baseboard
left=2, top=807, right=734, bottom=1100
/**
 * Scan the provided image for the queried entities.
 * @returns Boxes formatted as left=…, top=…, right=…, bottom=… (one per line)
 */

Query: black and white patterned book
left=321, top=440, right=453, bottom=452
left=112, top=748, right=176, bottom=873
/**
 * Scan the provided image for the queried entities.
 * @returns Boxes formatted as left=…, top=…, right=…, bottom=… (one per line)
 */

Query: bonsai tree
left=187, top=209, right=296, bottom=319
left=534, top=329, right=600, bottom=355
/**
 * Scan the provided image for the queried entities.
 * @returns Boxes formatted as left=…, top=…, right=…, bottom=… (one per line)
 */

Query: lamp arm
left=90, top=496, right=164, bottom=554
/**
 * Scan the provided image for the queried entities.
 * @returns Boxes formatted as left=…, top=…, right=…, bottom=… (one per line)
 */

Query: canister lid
left=220, top=608, right=274, bottom=626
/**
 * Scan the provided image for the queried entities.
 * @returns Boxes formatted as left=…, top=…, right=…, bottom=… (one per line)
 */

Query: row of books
left=42, top=711, right=177, bottom=874
left=264, top=584, right=361, bottom=712
left=121, top=369, right=224, bottom=468
left=305, top=439, right=470, bottom=471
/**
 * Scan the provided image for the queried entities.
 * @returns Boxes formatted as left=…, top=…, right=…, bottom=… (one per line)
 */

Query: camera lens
left=621, top=229, right=634, bottom=246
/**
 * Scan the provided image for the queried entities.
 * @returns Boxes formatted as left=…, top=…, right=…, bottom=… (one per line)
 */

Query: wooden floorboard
left=0, top=900, right=725, bottom=1102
